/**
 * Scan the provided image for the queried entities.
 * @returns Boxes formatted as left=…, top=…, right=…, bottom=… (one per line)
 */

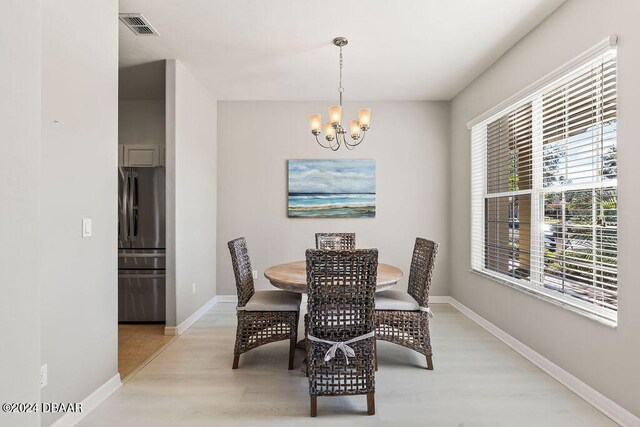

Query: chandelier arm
left=344, top=130, right=367, bottom=148
left=337, top=133, right=351, bottom=150
left=317, top=133, right=341, bottom=151
left=356, top=131, right=367, bottom=146
left=336, top=134, right=349, bottom=150
left=315, top=134, right=334, bottom=150
left=331, top=136, right=341, bottom=151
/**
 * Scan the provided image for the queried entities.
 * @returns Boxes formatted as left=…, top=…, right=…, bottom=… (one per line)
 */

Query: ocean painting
left=288, top=159, right=375, bottom=218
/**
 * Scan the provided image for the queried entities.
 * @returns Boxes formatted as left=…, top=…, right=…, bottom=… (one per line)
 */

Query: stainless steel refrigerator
left=118, top=166, right=166, bottom=322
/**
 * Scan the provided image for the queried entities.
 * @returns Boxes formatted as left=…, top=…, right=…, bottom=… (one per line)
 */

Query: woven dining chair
left=315, top=232, right=356, bottom=250
left=228, top=237, right=301, bottom=370
left=375, top=237, right=439, bottom=370
left=306, top=248, right=378, bottom=417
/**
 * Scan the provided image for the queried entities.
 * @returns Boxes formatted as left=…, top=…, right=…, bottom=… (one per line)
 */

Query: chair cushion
left=375, top=289, right=419, bottom=311
left=241, top=290, right=301, bottom=312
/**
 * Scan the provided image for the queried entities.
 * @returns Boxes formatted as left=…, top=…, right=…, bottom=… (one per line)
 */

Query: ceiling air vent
left=119, top=13, right=159, bottom=36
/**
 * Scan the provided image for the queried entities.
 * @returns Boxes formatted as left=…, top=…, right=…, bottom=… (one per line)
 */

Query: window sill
left=469, top=269, right=618, bottom=329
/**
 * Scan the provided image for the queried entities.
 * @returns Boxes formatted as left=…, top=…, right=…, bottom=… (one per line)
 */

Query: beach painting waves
left=287, top=159, right=375, bottom=218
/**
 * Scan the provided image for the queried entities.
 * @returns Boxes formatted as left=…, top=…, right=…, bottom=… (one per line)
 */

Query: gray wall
left=0, top=1, right=42, bottom=426
left=119, top=61, right=166, bottom=101
left=119, top=100, right=165, bottom=146
left=217, top=101, right=450, bottom=297
left=40, top=0, right=119, bottom=425
left=166, top=60, right=218, bottom=326
left=450, top=0, right=640, bottom=417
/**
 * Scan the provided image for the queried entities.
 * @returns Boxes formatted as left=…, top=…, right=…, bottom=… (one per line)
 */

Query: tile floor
left=118, top=324, right=175, bottom=380
left=83, top=304, right=616, bottom=426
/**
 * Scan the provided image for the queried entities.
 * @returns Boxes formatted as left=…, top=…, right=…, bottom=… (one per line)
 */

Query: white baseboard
left=447, top=298, right=639, bottom=427
left=50, top=373, right=121, bottom=427
left=164, top=296, right=217, bottom=336
left=163, top=325, right=178, bottom=336
left=215, top=295, right=238, bottom=303
left=429, top=295, right=453, bottom=304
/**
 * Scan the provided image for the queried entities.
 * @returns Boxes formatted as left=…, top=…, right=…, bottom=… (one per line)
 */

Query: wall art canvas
left=287, top=159, right=376, bottom=218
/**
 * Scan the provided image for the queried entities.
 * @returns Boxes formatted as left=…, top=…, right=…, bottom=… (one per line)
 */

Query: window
left=471, top=42, right=618, bottom=324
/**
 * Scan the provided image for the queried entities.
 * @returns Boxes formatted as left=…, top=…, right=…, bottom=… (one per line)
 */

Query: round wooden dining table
left=264, top=261, right=403, bottom=293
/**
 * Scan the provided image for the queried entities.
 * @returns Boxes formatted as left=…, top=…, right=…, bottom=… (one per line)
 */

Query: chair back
left=407, top=237, right=439, bottom=307
left=228, top=237, right=255, bottom=307
left=315, top=232, right=356, bottom=250
left=306, top=248, right=378, bottom=396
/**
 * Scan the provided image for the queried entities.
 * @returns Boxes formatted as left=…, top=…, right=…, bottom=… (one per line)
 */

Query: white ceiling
left=119, top=0, right=565, bottom=101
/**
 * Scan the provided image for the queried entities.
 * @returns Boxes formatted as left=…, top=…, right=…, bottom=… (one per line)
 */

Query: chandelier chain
left=339, top=46, right=344, bottom=106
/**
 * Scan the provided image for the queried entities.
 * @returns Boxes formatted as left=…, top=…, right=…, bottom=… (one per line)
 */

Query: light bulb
left=350, top=119, right=360, bottom=139
left=324, top=121, right=335, bottom=140
left=309, top=114, right=321, bottom=134
left=328, top=105, right=342, bottom=126
left=358, top=108, right=371, bottom=130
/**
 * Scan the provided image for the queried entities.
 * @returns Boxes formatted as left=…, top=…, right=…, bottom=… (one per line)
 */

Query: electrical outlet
left=40, top=364, right=48, bottom=388
left=252, top=270, right=258, bottom=279
left=192, top=282, right=196, bottom=294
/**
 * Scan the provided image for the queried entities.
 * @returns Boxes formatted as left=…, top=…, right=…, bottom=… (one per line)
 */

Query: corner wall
left=450, top=0, right=640, bottom=417
left=166, top=60, right=217, bottom=326
left=39, top=0, right=119, bottom=424
left=216, top=101, right=450, bottom=297
left=0, top=1, right=42, bottom=426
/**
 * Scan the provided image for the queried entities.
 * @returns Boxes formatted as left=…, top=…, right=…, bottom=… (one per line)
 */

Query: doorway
left=117, top=61, right=171, bottom=380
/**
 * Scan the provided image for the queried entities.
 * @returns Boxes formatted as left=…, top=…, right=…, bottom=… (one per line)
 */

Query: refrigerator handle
left=122, top=171, right=130, bottom=243
left=128, top=172, right=135, bottom=243
left=133, top=176, right=139, bottom=238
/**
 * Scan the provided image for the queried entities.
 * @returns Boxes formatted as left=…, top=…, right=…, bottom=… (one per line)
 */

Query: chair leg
left=374, top=338, right=378, bottom=371
left=288, top=337, right=296, bottom=370
left=310, top=395, right=317, bottom=417
left=366, top=393, right=375, bottom=415
left=304, top=317, right=309, bottom=376
left=426, top=355, right=433, bottom=370
left=232, top=354, right=240, bottom=369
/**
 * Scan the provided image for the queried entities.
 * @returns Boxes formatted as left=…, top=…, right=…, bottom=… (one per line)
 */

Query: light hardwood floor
left=118, top=324, right=175, bottom=380
left=83, top=303, right=615, bottom=426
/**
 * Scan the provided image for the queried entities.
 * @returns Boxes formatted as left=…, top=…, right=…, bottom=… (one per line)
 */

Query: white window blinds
left=471, top=41, right=618, bottom=324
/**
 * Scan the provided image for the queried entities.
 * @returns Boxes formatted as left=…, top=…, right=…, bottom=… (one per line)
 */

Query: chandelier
left=309, top=37, right=371, bottom=151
